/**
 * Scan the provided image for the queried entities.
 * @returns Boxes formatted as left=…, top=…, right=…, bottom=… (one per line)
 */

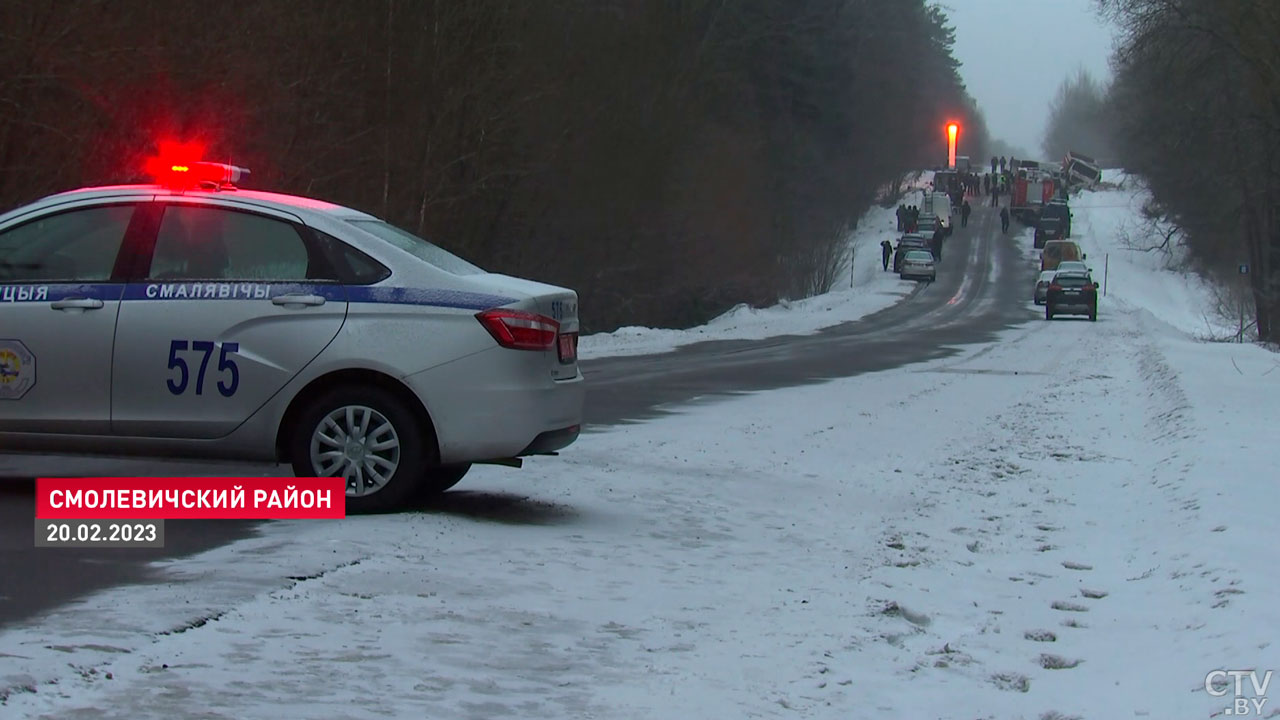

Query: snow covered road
left=4, top=255, right=1276, bottom=718
left=3, top=181, right=1277, bottom=718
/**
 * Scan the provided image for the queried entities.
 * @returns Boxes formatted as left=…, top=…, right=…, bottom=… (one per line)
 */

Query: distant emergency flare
left=946, top=123, right=959, bottom=169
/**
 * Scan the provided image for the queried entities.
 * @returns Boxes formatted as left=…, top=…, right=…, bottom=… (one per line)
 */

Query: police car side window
left=0, top=205, right=134, bottom=282
left=310, top=229, right=390, bottom=285
left=149, top=206, right=310, bottom=281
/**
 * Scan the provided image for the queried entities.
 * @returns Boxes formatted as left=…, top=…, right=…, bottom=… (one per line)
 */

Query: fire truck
left=1010, top=161, right=1058, bottom=223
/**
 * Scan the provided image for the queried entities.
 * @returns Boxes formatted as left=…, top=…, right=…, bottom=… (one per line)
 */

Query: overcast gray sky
left=942, top=0, right=1119, bottom=159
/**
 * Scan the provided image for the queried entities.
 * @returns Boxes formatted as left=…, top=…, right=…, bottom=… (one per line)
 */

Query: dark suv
left=1035, top=200, right=1071, bottom=248
left=1045, top=272, right=1098, bottom=321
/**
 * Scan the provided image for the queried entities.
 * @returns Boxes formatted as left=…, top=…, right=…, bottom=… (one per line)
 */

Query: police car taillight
left=476, top=309, right=559, bottom=351
left=143, top=140, right=250, bottom=190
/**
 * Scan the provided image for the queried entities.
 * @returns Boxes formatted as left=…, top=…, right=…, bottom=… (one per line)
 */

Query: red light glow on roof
left=142, top=140, right=250, bottom=190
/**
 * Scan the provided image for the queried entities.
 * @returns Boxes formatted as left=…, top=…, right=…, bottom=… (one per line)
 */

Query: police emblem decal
left=0, top=339, right=36, bottom=400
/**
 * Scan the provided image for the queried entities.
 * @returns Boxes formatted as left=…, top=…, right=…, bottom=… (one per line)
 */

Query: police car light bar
left=181, top=161, right=251, bottom=185
left=143, top=140, right=251, bottom=190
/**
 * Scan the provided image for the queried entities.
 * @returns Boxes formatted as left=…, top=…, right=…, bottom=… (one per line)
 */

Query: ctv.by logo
left=1206, top=670, right=1272, bottom=716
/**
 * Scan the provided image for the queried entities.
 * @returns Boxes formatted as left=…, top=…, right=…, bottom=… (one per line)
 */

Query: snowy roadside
left=1035, top=172, right=1240, bottom=339
left=579, top=193, right=927, bottom=359
left=3, top=283, right=1276, bottom=719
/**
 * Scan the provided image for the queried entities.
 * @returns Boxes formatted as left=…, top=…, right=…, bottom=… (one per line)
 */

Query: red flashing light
left=476, top=309, right=560, bottom=351
left=143, top=140, right=250, bottom=189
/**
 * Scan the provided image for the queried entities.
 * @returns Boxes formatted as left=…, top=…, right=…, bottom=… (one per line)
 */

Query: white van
left=922, top=190, right=952, bottom=234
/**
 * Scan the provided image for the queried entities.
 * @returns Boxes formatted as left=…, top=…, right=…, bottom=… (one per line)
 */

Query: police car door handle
left=271, top=294, right=326, bottom=308
left=50, top=297, right=104, bottom=311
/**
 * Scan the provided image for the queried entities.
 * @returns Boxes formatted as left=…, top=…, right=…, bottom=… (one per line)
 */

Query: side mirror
left=1082, top=253, right=1088, bottom=260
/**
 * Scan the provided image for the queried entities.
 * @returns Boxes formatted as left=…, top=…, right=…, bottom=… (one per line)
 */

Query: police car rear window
left=349, top=220, right=484, bottom=276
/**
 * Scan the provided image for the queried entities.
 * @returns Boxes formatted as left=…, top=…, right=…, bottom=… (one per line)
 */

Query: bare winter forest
left=0, top=0, right=989, bottom=332
left=1044, top=0, right=1280, bottom=343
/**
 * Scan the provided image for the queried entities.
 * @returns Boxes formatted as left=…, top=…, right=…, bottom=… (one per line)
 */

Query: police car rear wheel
left=289, top=385, right=427, bottom=513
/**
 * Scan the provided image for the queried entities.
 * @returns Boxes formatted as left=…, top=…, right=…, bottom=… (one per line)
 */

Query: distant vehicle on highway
left=1045, top=271, right=1098, bottom=321
left=0, top=146, right=584, bottom=512
left=899, top=249, right=936, bottom=282
left=1033, top=270, right=1057, bottom=305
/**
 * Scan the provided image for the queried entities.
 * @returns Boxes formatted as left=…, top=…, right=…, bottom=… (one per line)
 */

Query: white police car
left=0, top=148, right=583, bottom=511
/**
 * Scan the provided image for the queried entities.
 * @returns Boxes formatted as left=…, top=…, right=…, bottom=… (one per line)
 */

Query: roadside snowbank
left=1064, top=172, right=1240, bottom=339
left=3, top=291, right=1276, bottom=720
left=3, top=168, right=1275, bottom=719
left=580, top=194, right=927, bottom=359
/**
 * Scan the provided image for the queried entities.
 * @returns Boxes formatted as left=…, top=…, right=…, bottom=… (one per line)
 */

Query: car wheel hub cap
left=310, top=405, right=401, bottom=498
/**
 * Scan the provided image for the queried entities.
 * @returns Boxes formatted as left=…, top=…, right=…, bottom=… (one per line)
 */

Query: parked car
left=1035, top=199, right=1072, bottom=248
left=894, top=234, right=929, bottom=272
left=1040, top=239, right=1085, bottom=271
left=1045, top=271, right=1098, bottom=321
left=1033, top=269, right=1057, bottom=305
left=899, top=249, right=936, bottom=281
left=1054, top=260, right=1092, bottom=281
left=1033, top=215, right=1064, bottom=249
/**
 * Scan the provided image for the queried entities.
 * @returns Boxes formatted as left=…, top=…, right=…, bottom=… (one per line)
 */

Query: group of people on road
left=974, top=179, right=1013, bottom=230
left=982, top=172, right=1010, bottom=198
left=933, top=173, right=980, bottom=200
left=985, top=155, right=1024, bottom=207
left=982, top=170, right=1018, bottom=207
left=884, top=158, right=1023, bottom=274
left=896, top=204, right=923, bottom=232
left=954, top=174, right=983, bottom=198
left=884, top=182, right=1007, bottom=274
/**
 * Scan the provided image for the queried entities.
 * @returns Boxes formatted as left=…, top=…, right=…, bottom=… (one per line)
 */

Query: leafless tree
left=0, top=0, right=988, bottom=332
left=1101, top=0, right=1280, bottom=342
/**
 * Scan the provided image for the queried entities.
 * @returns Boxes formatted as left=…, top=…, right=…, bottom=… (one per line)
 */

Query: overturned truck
left=1063, top=150, right=1102, bottom=189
